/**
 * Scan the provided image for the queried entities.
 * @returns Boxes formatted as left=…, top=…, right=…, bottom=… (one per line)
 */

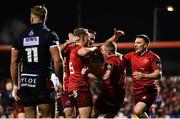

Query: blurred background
left=0, top=0, right=179, bottom=118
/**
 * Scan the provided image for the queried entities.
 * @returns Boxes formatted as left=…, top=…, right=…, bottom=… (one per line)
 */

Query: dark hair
left=31, top=4, right=47, bottom=21
left=73, top=27, right=88, bottom=36
left=88, top=29, right=96, bottom=36
left=136, top=34, right=150, bottom=45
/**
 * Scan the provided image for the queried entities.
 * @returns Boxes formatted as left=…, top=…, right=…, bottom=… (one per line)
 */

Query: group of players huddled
left=10, top=4, right=162, bottom=118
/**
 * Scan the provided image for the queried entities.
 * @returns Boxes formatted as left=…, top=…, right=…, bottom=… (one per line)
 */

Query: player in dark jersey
left=124, top=34, right=162, bottom=118
left=10, top=5, right=63, bottom=118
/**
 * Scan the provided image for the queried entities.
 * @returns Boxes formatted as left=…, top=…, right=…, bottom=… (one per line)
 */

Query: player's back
left=105, top=56, right=126, bottom=89
left=102, top=56, right=126, bottom=102
left=14, top=23, right=59, bottom=75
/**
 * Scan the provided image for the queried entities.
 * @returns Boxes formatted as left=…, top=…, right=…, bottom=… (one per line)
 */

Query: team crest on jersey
left=28, top=30, right=34, bottom=36
left=106, top=63, right=112, bottom=69
left=155, top=60, right=161, bottom=67
left=23, top=36, right=39, bottom=46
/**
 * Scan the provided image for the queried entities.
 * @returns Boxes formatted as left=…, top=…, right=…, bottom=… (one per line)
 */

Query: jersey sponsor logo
left=69, top=90, right=78, bottom=98
left=20, top=74, right=38, bottom=88
left=73, top=90, right=78, bottom=98
left=23, top=36, right=39, bottom=46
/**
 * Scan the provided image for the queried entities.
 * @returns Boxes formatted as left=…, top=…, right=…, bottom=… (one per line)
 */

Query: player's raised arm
left=60, top=32, right=75, bottom=52
left=77, top=46, right=98, bottom=57
left=105, top=28, right=125, bottom=43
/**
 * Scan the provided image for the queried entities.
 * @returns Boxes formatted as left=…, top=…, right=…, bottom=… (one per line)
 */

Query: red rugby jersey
left=102, top=55, right=126, bottom=102
left=61, top=44, right=74, bottom=90
left=124, top=50, right=161, bottom=95
left=68, top=45, right=90, bottom=92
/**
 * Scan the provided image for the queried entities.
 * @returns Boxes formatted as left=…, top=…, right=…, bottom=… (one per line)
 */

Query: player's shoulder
left=48, top=29, right=57, bottom=35
left=45, top=28, right=58, bottom=37
left=148, top=50, right=161, bottom=59
left=40, top=26, right=58, bottom=37
left=105, top=56, right=117, bottom=65
left=124, top=51, right=135, bottom=57
left=70, top=44, right=82, bottom=53
left=19, top=26, right=31, bottom=37
left=74, top=44, right=83, bottom=49
left=125, top=51, right=134, bottom=54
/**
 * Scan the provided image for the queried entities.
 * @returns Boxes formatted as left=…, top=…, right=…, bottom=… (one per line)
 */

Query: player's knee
left=65, top=113, right=74, bottom=118
left=65, top=111, right=75, bottom=118
left=133, top=109, right=143, bottom=118
left=133, top=102, right=147, bottom=117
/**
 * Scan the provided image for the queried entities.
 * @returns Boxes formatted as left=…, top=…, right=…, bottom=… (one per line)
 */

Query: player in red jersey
left=124, top=34, right=162, bottom=118
left=82, top=29, right=125, bottom=117
left=92, top=42, right=126, bottom=118
left=60, top=28, right=125, bottom=118
left=60, top=33, right=77, bottom=118
left=67, top=27, right=99, bottom=118
left=86, top=28, right=125, bottom=79
left=60, top=30, right=98, bottom=118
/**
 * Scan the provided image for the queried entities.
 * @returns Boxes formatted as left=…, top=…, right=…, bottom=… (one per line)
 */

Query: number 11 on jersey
left=25, top=47, right=38, bottom=63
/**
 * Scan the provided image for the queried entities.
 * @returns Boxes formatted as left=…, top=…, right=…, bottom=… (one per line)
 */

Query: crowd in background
left=118, top=76, right=180, bottom=118
left=0, top=75, right=179, bottom=118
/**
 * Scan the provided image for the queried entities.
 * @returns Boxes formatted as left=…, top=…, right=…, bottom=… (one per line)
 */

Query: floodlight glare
left=166, top=6, right=174, bottom=12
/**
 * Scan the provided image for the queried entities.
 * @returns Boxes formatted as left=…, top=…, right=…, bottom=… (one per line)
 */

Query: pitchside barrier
left=1, top=41, right=180, bottom=52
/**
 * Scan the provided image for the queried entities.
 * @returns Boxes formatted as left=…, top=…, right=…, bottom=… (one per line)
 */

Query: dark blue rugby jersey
left=12, top=23, right=60, bottom=75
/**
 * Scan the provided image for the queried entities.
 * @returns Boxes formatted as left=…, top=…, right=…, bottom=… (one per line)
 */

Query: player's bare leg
left=78, top=106, right=92, bottom=118
left=64, top=107, right=76, bottom=118
left=133, top=102, right=149, bottom=118
left=38, top=103, right=54, bottom=118
left=24, top=106, right=36, bottom=118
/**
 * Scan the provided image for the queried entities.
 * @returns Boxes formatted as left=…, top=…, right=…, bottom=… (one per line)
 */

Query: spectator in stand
left=1, top=80, right=14, bottom=118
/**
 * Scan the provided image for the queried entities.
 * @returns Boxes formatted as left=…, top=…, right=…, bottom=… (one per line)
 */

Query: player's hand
left=68, top=33, right=74, bottom=43
left=114, top=28, right=125, bottom=38
left=56, top=83, right=64, bottom=96
left=12, top=85, right=20, bottom=101
left=91, top=46, right=99, bottom=52
left=64, top=32, right=75, bottom=45
left=133, top=71, right=145, bottom=79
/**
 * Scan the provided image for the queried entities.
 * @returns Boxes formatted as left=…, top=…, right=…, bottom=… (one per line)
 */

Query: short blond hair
left=31, top=5, right=47, bottom=21
left=73, top=27, right=88, bottom=36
